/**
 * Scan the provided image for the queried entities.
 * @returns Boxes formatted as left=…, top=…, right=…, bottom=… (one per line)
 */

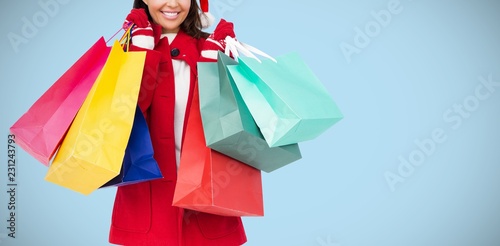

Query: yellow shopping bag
left=45, top=41, right=146, bottom=195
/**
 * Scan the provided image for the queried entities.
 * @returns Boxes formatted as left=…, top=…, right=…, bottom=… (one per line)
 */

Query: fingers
left=126, top=8, right=150, bottom=28
left=211, top=20, right=236, bottom=40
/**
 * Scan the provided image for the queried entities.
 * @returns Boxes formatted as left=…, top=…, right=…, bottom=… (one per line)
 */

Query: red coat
left=109, top=30, right=247, bottom=246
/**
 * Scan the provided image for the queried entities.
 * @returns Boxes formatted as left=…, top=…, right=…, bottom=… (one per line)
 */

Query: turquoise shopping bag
left=227, top=52, right=343, bottom=147
left=198, top=52, right=301, bottom=172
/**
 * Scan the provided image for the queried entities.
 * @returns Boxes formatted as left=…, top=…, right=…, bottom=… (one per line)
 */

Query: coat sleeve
left=128, top=43, right=162, bottom=120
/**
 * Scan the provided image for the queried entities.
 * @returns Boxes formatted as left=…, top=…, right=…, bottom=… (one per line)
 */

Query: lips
left=161, top=11, right=180, bottom=20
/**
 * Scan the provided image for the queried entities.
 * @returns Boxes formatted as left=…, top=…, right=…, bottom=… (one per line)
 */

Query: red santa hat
left=200, top=0, right=214, bottom=28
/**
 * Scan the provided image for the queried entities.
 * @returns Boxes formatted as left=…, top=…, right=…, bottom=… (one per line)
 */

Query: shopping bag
left=9, top=38, right=111, bottom=165
left=198, top=51, right=301, bottom=172
left=44, top=41, right=146, bottom=195
left=101, top=106, right=162, bottom=188
left=227, top=52, right=343, bottom=147
left=173, top=84, right=263, bottom=217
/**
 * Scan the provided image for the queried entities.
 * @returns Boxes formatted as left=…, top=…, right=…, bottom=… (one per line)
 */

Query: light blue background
left=1, top=0, right=500, bottom=245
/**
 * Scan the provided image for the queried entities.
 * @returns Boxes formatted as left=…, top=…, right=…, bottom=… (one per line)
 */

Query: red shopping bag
left=173, top=84, right=264, bottom=217
left=10, top=38, right=111, bottom=165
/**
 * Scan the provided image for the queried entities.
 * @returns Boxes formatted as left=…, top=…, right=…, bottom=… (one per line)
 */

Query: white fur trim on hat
left=200, top=11, right=215, bottom=29
left=199, top=0, right=214, bottom=28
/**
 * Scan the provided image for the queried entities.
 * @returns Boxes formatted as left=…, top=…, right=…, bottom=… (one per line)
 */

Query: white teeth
left=162, top=12, right=178, bottom=17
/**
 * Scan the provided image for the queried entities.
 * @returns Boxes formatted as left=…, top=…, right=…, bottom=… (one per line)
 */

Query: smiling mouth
left=162, top=11, right=179, bottom=18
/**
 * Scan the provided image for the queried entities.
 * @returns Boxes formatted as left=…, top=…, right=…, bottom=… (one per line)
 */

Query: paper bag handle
left=224, top=36, right=277, bottom=63
left=106, top=25, right=133, bottom=52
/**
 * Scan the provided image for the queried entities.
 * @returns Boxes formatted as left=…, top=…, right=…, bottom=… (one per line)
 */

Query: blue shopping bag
left=102, top=106, right=162, bottom=187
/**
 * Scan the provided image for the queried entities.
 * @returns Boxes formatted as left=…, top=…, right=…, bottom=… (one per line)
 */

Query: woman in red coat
left=109, top=0, right=247, bottom=245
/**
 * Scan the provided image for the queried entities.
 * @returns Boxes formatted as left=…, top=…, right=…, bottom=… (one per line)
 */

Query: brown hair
left=133, top=0, right=209, bottom=39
